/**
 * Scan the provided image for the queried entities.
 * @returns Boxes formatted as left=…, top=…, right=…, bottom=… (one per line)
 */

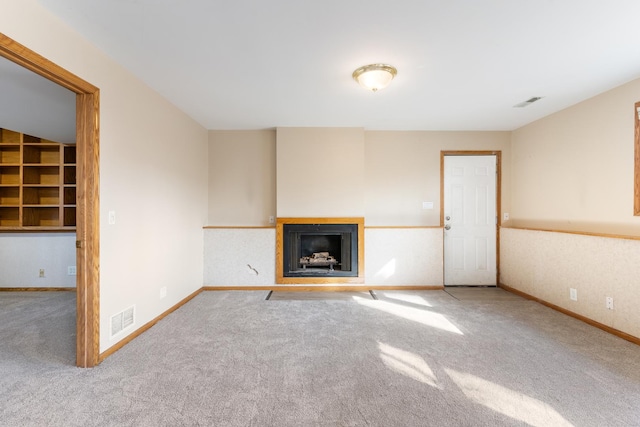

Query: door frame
left=440, top=151, right=502, bottom=286
left=0, top=33, right=100, bottom=367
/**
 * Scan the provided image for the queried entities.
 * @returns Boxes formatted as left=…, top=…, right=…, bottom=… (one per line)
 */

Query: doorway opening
left=0, top=33, right=100, bottom=367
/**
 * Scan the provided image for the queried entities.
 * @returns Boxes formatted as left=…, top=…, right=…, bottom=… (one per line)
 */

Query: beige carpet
left=267, top=291, right=375, bottom=301
left=1, top=289, right=640, bottom=426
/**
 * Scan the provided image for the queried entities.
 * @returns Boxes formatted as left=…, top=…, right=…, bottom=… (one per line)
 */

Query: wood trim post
left=634, top=102, right=640, bottom=216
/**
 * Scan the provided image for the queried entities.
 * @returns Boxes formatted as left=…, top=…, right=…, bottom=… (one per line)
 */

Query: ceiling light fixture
left=352, top=64, right=397, bottom=92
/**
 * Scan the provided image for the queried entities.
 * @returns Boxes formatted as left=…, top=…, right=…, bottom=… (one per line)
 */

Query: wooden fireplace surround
left=276, top=217, right=364, bottom=284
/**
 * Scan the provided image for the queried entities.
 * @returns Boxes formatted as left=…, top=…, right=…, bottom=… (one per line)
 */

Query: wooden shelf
left=0, top=129, right=20, bottom=144
left=23, top=145, right=60, bottom=164
left=0, top=207, right=19, bottom=226
left=0, top=187, right=19, bottom=205
left=0, top=166, right=20, bottom=185
left=0, top=145, right=20, bottom=164
left=0, top=128, right=76, bottom=231
left=63, top=166, right=76, bottom=185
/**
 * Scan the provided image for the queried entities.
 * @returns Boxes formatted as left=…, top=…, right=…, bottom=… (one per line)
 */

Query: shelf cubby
left=64, top=146, right=76, bottom=164
left=64, top=166, right=76, bottom=185
left=63, top=186, right=76, bottom=205
left=23, top=145, right=60, bottom=164
left=0, top=207, right=19, bottom=226
left=22, top=207, right=60, bottom=227
left=23, top=187, right=59, bottom=205
left=0, top=146, right=20, bottom=164
left=22, top=134, right=42, bottom=144
left=0, top=187, right=20, bottom=205
left=23, top=166, right=60, bottom=185
left=63, top=207, right=76, bottom=227
left=0, top=129, right=21, bottom=144
left=0, top=166, right=20, bottom=185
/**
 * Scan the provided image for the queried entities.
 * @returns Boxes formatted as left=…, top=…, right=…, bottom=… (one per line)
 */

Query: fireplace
left=283, top=223, right=357, bottom=277
left=276, top=218, right=364, bottom=284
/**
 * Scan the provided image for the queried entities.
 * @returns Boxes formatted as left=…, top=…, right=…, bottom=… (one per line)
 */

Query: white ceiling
left=0, top=56, right=76, bottom=144
left=24, top=0, right=640, bottom=131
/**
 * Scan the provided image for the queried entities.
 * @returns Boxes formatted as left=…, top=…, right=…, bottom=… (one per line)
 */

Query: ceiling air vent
left=513, top=97, right=543, bottom=108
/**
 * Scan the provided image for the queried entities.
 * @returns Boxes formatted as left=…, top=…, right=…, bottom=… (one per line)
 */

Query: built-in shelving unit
left=0, top=128, right=76, bottom=230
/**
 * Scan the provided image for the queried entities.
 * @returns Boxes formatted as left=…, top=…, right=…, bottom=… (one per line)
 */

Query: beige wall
left=503, top=77, right=640, bottom=341
left=511, top=77, right=640, bottom=235
left=1, top=0, right=209, bottom=353
left=208, top=130, right=276, bottom=226
left=365, top=131, right=511, bottom=226
left=276, top=127, right=365, bottom=218
left=207, top=129, right=511, bottom=226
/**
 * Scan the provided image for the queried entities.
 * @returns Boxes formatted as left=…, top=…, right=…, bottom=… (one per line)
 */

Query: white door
left=443, top=155, right=497, bottom=286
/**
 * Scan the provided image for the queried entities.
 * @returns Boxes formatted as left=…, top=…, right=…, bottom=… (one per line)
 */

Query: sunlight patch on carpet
left=445, top=368, right=574, bottom=427
left=353, top=296, right=463, bottom=335
left=376, top=291, right=433, bottom=307
left=378, top=342, right=440, bottom=388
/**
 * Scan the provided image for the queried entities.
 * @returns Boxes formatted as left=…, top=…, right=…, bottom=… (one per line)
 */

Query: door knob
left=446, top=216, right=451, bottom=221
left=444, top=225, right=451, bottom=230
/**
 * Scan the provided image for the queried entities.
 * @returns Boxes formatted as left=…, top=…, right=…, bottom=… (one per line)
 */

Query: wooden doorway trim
left=0, top=33, right=100, bottom=367
left=440, top=150, right=502, bottom=285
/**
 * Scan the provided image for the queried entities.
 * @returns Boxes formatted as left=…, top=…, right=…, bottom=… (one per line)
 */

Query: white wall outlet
left=570, top=288, right=578, bottom=301
left=108, top=210, right=116, bottom=225
left=606, top=297, right=614, bottom=310
left=503, top=212, right=510, bottom=221
left=68, top=266, right=77, bottom=276
left=160, top=286, right=167, bottom=299
left=39, top=268, right=45, bottom=278
left=269, top=216, right=275, bottom=224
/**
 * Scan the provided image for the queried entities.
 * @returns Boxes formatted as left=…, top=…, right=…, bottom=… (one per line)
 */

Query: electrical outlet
left=68, top=266, right=77, bottom=276
left=39, top=269, right=45, bottom=278
left=569, top=288, right=578, bottom=301
left=606, top=297, right=614, bottom=310
left=269, top=216, right=275, bottom=224
left=160, top=287, right=167, bottom=299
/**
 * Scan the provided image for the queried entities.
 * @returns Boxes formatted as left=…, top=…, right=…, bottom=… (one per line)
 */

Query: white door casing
left=443, top=155, right=497, bottom=286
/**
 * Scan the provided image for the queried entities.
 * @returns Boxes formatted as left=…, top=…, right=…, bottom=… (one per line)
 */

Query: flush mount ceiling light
left=352, top=64, right=397, bottom=92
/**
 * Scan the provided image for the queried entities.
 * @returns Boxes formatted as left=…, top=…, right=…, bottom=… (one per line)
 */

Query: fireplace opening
left=283, top=223, right=358, bottom=277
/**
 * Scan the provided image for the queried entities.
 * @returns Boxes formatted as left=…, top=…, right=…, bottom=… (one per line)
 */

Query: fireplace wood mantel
left=276, top=217, right=364, bottom=284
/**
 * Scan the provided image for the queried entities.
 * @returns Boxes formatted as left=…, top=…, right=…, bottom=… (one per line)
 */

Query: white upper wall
left=0, top=0, right=209, bottom=353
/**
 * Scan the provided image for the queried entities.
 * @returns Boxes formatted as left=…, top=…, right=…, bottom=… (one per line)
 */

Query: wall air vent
left=110, top=305, right=135, bottom=337
left=513, top=97, right=543, bottom=108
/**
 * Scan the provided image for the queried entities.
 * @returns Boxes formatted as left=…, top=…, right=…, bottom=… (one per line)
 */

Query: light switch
left=108, top=211, right=116, bottom=225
